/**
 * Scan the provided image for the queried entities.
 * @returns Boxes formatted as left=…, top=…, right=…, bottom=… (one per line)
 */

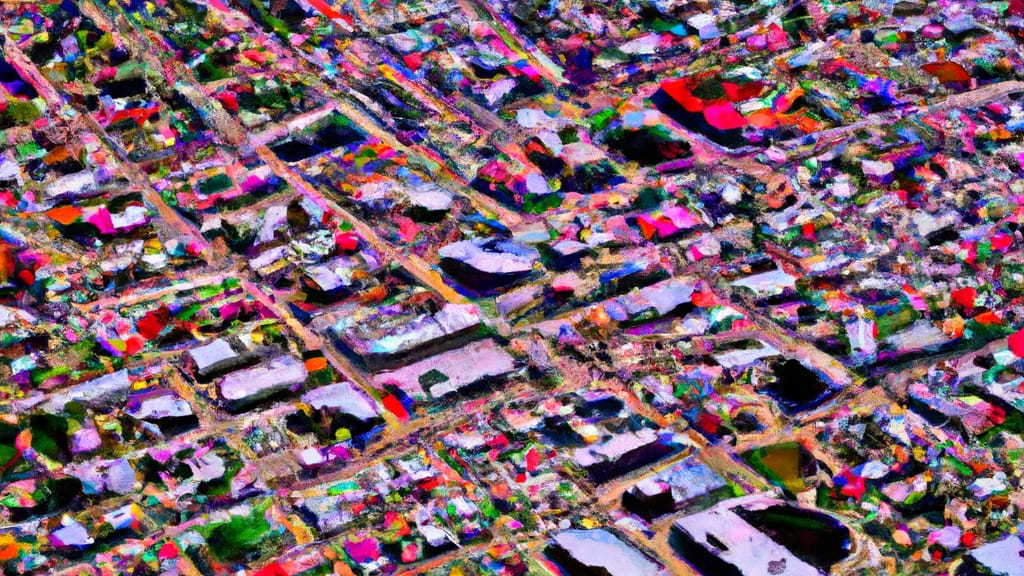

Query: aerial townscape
left=1, top=0, right=1024, bottom=575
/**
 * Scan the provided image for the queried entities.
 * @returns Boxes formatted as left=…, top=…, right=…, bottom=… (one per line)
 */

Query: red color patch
left=215, top=91, right=239, bottom=114
left=839, top=472, right=866, bottom=500
left=157, top=542, right=179, bottom=561
left=336, top=232, right=359, bottom=253
left=721, top=80, right=764, bottom=102
left=525, top=447, right=541, bottom=472
left=124, top=336, right=144, bottom=356
left=382, top=395, right=410, bottom=422
left=704, top=102, right=747, bottom=130
left=695, top=411, right=721, bottom=434
left=136, top=305, right=171, bottom=340
left=991, top=233, right=1013, bottom=252
left=802, top=222, right=816, bottom=240
left=661, top=79, right=705, bottom=113
left=1008, top=328, right=1024, bottom=357
left=691, top=290, right=716, bottom=307
left=403, top=52, right=423, bottom=71
left=950, top=287, right=976, bottom=311
left=253, top=562, right=289, bottom=576
left=921, top=62, right=970, bottom=83
left=306, top=0, right=342, bottom=19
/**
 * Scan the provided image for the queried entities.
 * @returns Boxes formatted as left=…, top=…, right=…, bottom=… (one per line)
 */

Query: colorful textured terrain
left=2, top=1, right=1024, bottom=575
